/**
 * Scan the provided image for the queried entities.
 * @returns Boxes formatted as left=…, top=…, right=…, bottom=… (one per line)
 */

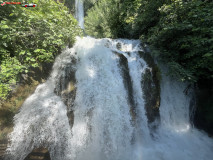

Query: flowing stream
left=5, top=1, right=213, bottom=160
left=75, top=0, right=84, bottom=29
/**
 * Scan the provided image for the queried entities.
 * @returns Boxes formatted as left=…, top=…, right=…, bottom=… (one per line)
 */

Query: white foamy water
left=5, top=37, right=213, bottom=160
left=69, top=37, right=134, bottom=160
left=149, top=71, right=213, bottom=160
left=5, top=49, right=76, bottom=160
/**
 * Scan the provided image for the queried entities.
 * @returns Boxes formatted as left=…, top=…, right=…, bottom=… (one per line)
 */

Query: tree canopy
left=0, top=0, right=82, bottom=100
left=85, top=0, right=213, bottom=82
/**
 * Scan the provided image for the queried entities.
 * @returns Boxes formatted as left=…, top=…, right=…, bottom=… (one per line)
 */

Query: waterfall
left=142, top=68, right=213, bottom=160
left=5, top=48, right=76, bottom=160
left=75, top=0, right=84, bottom=29
left=5, top=37, right=213, bottom=160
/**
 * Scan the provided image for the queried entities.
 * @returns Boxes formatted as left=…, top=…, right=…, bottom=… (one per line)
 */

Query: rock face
left=0, top=141, right=7, bottom=160
left=24, top=148, right=51, bottom=160
left=141, top=67, right=160, bottom=124
left=139, top=47, right=161, bottom=129
left=1, top=144, right=51, bottom=160
left=194, top=79, right=213, bottom=136
left=115, top=52, right=136, bottom=120
left=54, top=57, right=77, bottom=128
left=113, top=47, right=161, bottom=127
left=64, top=0, right=76, bottom=14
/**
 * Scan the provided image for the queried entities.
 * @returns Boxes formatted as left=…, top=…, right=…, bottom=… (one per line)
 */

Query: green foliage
left=0, top=83, right=11, bottom=100
left=84, top=0, right=98, bottom=15
left=132, top=0, right=164, bottom=38
left=85, top=0, right=143, bottom=38
left=64, top=0, right=75, bottom=14
left=85, top=0, right=213, bottom=82
left=85, top=0, right=164, bottom=38
left=85, top=0, right=121, bottom=38
left=0, top=0, right=82, bottom=99
left=148, top=0, right=213, bottom=82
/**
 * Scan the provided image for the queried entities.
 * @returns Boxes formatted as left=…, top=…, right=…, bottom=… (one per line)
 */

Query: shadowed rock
left=54, top=57, right=77, bottom=128
left=113, top=51, right=136, bottom=122
left=139, top=50, right=161, bottom=130
left=24, top=148, right=51, bottom=160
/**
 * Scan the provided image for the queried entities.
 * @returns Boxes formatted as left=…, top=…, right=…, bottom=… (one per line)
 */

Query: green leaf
left=9, top=13, right=14, bottom=17
left=19, top=51, right=26, bottom=55
left=203, top=53, right=212, bottom=57
left=1, top=25, right=9, bottom=29
left=2, top=35, right=7, bottom=39
left=34, top=49, right=41, bottom=53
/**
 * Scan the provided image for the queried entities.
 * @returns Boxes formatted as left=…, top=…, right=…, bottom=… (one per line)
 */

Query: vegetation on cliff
left=0, top=0, right=82, bottom=100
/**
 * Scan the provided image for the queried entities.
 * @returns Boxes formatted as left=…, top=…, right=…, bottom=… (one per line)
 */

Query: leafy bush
left=0, top=0, right=82, bottom=99
left=85, top=0, right=141, bottom=38
left=85, top=0, right=164, bottom=38
left=148, top=0, right=213, bottom=82
left=84, top=0, right=98, bottom=15
left=85, top=0, right=213, bottom=82
left=85, top=0, right=119, bottom=38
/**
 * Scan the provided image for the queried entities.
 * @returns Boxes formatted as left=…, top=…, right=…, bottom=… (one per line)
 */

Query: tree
left=0, top=0, right=82, bottom=100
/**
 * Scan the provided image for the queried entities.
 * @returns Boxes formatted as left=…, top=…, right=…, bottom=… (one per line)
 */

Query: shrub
left=0, top=0, right=82, bottom=99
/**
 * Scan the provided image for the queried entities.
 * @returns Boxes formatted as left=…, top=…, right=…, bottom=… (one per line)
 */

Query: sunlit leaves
left=0, top=0, right=82, bottom=99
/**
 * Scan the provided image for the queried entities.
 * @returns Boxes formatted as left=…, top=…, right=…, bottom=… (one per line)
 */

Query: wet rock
left=139, top=50, right=161, bottom=129
left=194, top=79, right=213, bottom=136
left=24, top=148, right=51, bottom=160
left=142, top=67, right=160, bottom=123
left=0, top=140, right=7, bottom=160
left=54, top=57, right=77, bottom=128
left=113, top=51, right=136, bottom=121
left=116, top=42, right=122, bottom=50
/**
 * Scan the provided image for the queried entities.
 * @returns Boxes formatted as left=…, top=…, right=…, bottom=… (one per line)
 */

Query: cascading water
left=5, top=36, right=213, bottom=160
left=5, top=48, right=76, bottom=160
left=152, top=70, right=213, bottom=160
left=5, top=1, right=213, bottom=159
left=69, top=38, right=134, bottom=160
left=75, top=0, right=84, bottom=29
